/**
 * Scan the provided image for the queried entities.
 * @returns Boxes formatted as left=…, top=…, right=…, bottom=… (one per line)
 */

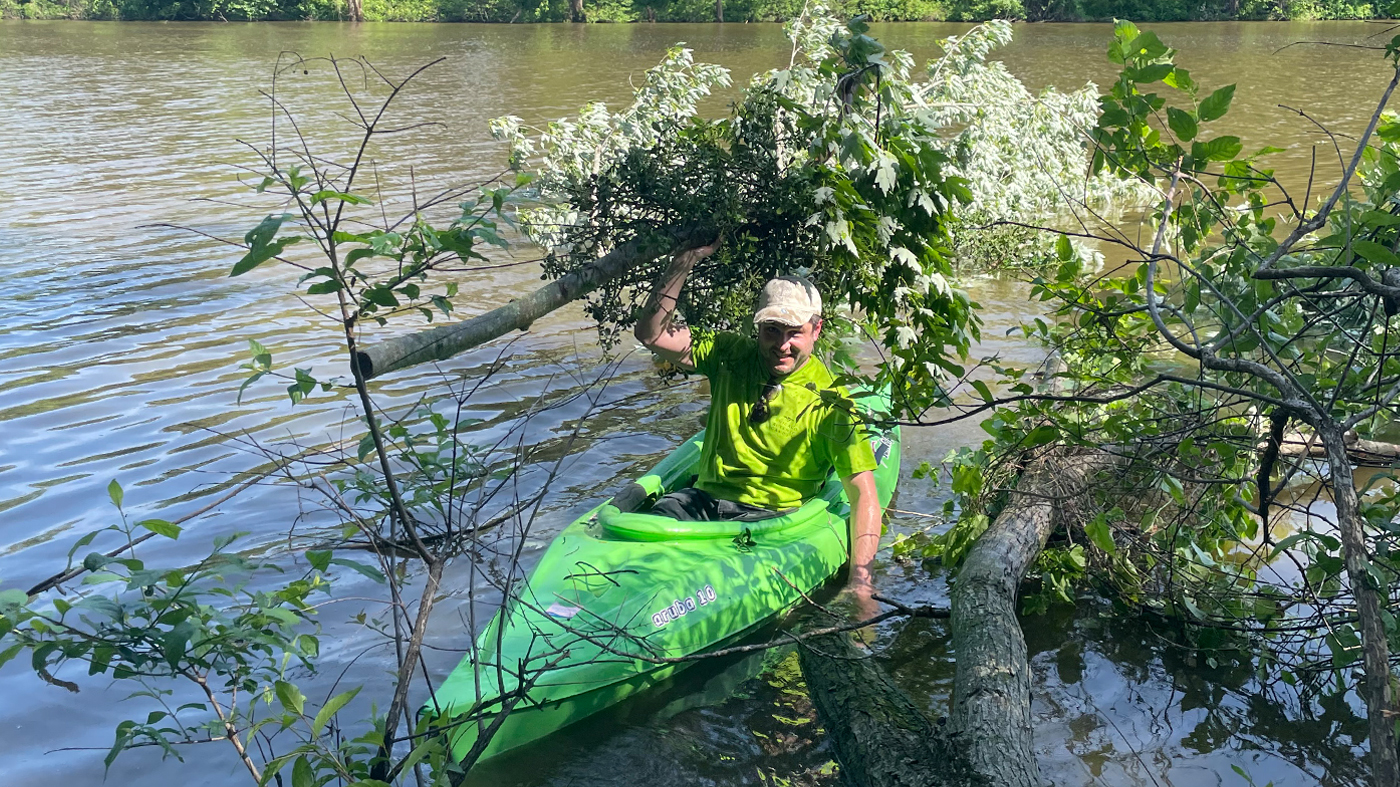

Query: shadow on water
left=1024, top=599, right=1372, bottom=787
left=463, top=548, right=1375, bottom=787
left=463, top=630, right=838, bottom=787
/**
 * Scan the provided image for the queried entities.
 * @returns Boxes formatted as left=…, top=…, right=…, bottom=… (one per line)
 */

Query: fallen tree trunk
left=801, top=446, right=1120, bottom=787
left=354, top=226, right=710, bottom=379
left=1319, top=426, right=1400, bottom=786
left=950, top=447, right=1119, bottom=787
left=1270, top=429, right=1400, bottom=467
left=797, top=632, right=986, bottom=787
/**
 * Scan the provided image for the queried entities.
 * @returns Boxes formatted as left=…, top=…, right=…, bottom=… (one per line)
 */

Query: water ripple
left=0, top=19, right=1390, bottom=787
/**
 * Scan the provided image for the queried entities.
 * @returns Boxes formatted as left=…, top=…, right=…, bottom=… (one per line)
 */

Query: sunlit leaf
left=1166, top=107, right=1197, bottom=142
left=1196, top=84, right=1235, bottom=122
left=312, top=687, right=361, bottom=737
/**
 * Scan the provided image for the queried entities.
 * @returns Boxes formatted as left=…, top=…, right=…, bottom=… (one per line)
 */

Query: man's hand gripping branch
left=634, top=238, right=722, bottom=371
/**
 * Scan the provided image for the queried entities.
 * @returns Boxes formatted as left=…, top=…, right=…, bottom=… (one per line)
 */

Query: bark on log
left=1270, top=429, right=1400, bottom=467
left=797, top=632, right=987, bottom=787
left=1320, top=427, right=1400, bottom=787
left=354, top=226, right=709, bottom=379
left=799, top=447, right=1120, bottom=787
left=950, top=448, right=1120, bottom=787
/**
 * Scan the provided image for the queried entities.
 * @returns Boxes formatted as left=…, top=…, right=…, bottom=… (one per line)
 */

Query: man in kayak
left=634, top=241, right=882, bottom=608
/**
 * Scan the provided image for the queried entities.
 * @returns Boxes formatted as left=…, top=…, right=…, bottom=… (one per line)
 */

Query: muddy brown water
left=0, top=19, right=1390, bottom=786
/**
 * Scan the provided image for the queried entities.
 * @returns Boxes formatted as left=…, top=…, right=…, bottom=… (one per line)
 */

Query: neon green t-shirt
left=690, top=332, right=877, bottom=511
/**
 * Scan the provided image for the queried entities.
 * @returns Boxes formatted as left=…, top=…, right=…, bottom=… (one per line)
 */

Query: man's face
left=757, top=319, right=821, bottom=378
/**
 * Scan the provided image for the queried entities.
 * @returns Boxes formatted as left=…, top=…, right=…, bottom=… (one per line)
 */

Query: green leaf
left=306, top=280, right=343, bottom=295
left=312, top=687, right=361, bottom=737
left=247, top=338, right=272, bottom=370
left=1085, top=514, right=1116, bottom=554
left=364, top=287, right=399, bottom=308
left=276, top=680, right=305, bottom=715
left=258, top=755, right=294, bottom=786
left=1134, top=63, right=1174, bottom=84
left=108, top=479, right=124, bottom=509
left=1055, top=233, right=1073, bottom=261
left=1181, top=595, right=1204, bottom=620
left=138, top=519, right=181, bottom=540
left=308, top=190, right=371, bottom=207
left=296, top=633, right=320, bottom=659
left=66, top=529, right=103, bottom=560
left=1218, top=159, right=1255, bottom=192
left=356, top=433, right=377, bottom=462
left=1160, top=475, right=1185, bottom=504
left=1192, top=135, right=1243, bottom=162
left=1166, top=107, right=1198, bottom=142
left=1110, top=21, right=1141, bottom=65
left=232, top=215, right=300, bottom=277
left=1022, top=424, right=1060, bottom=448
left=1163, top=67, right=1195, bottom=93
left=306, top=550, right=331, bottom=572
left=0, top=643, right=25, bottom=669
left=1360, top=210, right=1400, bottom=227
left=164, top=620, right=195, bottom=670
left=330, top=558, right=386, bottom=584
left=344, top=247, right=377, bottom=268
left=291, top=756, right=314, bottom=787
left=393, top=737, right=438, bottom=778
left=970, top=379, right=993, bottom=402
left=368, top=232, right=403, bottom=255
left=1354, top=240, right=1400, bottom=267
left=106, top=720, right=136, bottom=773
left=287, top=368, right=317, bottom=405
left=1127, top=31, right=1168, bottom=62
left=238, top=371, right=265, bottom=404
left=1196, top=84, right=1236, bottom=122
left=0, top=588, right=28, bottom=609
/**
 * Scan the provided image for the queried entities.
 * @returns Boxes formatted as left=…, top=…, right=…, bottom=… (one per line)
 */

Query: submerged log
left=1270, top=429, right=1400, bottom=467
left=801, top=447, right=1120, bottom=787
left=797, top=632, right=986, bottom=787
left=354, top=226, right=711, bottom=379
left=949, top=448, right=1118, bottom=787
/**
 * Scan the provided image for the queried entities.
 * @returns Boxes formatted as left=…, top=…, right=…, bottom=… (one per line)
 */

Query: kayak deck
left=428, top=396, right=900, bottom=763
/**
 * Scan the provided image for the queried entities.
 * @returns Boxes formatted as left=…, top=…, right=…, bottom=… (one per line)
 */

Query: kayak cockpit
left=597, top=497, right=832, bottom=541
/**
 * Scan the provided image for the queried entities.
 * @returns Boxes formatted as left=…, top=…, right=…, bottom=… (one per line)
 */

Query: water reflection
left=3, top=18, right=1398, bottom=787
left=459, top=572, right=1374, bottom=787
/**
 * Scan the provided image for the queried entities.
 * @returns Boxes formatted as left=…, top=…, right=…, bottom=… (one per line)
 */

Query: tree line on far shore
left=1, top=0, right=1392, bottom=24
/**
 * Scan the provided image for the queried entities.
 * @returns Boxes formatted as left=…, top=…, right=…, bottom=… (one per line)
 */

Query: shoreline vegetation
left=2, top=0, right=1395, bottom=24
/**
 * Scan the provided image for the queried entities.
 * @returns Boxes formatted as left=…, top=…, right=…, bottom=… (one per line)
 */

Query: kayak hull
left=430, top=394, right=900, bottom=762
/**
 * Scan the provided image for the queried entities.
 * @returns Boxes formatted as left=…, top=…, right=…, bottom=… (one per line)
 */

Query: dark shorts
left=648, top=487, right=783, bottom=523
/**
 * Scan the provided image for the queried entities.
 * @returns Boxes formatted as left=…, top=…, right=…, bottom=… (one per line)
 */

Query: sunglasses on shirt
left=748, top=380, right=781, bottom=425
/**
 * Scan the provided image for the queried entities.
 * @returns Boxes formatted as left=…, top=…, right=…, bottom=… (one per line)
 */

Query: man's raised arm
left=633, top=240, right=720, bottom=371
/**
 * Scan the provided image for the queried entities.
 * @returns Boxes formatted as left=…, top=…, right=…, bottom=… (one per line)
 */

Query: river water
left=0, top=19, right=1391, bottom=787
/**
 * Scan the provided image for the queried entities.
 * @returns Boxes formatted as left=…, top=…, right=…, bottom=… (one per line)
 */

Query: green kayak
left=428, top=392, right=900, bottom=763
